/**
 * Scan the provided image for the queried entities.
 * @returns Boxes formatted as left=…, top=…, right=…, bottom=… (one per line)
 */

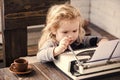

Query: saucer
left=9, top=64, right=33, bottom=75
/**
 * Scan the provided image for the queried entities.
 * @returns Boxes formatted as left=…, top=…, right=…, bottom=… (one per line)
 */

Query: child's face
left=55, top=18, right=80, bottom=44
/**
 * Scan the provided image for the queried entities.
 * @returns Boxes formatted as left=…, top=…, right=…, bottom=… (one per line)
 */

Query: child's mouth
left=69, top=40, right=74, bottom=44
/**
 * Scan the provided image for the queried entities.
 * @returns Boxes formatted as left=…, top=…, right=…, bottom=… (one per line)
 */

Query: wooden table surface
left=0, top=62, right=120, bottom=80
left=0, top=62, right=70, bottom=80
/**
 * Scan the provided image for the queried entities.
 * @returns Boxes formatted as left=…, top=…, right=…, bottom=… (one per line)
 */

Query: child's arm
left=53, top=37, right=71, bottom=56
left=83, top=36, right=108, bottom=47
left=37, top=40, right=57, bottom=63
left=37, top=37, right=72, bottom=63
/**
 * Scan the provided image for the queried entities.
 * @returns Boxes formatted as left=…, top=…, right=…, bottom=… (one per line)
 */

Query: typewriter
left=54, top=39, right=120, bottom=80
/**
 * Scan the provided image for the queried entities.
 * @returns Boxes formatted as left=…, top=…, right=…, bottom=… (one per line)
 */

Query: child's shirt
left=37, top=36, right=102, bottom=63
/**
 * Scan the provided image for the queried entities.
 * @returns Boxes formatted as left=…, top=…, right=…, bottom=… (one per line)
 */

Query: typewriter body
left=54, top=40, right=120, bottom=80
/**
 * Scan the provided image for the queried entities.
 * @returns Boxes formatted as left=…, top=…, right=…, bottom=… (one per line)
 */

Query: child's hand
left=54, top=36, right=72, bottom=56
left=97, top=37, right=109, bottom=46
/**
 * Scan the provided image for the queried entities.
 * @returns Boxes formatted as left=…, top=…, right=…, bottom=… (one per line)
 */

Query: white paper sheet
left=87, top=39, right=120, bottom=62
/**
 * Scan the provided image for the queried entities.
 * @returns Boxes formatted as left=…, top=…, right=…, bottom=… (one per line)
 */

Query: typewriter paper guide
left=88, top=39, right=120, bottom=62
left=112, top=41, right=120, bottom=61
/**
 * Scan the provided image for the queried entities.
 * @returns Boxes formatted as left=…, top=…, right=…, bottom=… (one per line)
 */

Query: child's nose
left=68, top=33, right=74, bottom=37
left=67, top=36, right=72, bottom=40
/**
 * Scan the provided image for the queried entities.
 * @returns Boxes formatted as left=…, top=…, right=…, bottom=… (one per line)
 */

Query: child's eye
left=73, top=30, right=77, bottom=33
left=62, top=31, right=68, bottom=34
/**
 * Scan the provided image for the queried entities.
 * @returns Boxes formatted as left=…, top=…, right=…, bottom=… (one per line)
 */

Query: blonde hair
left=38, top=4, right=85, bottom=49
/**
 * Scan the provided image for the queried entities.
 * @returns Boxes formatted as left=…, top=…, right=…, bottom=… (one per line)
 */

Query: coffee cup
left=11, top=58, right=28, bottom=72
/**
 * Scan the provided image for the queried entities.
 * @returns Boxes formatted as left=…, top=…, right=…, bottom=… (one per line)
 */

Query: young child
left=37, top=4, right=108, bottom=63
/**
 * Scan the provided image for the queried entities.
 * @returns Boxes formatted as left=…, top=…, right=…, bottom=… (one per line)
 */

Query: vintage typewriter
left=54, top=39, right=120, bottom=80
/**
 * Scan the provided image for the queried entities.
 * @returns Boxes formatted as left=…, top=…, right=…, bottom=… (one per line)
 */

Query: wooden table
left=0, top=62, right=120, bottom=80
left=0, top=62, right=69, bottom=80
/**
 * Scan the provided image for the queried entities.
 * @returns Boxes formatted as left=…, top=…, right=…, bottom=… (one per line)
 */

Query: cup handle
left=10, top=63, right=16, bottom=69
